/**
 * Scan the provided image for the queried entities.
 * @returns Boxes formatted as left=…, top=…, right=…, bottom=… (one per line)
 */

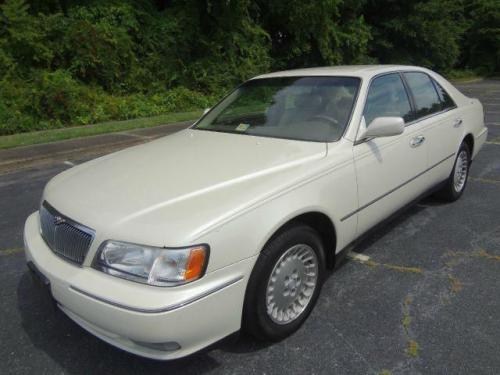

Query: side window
left=363, top=73, right=412, bottom=126
left=403, top=72, right=442, bottom=119
left=432, top=80, right=456, bottom=111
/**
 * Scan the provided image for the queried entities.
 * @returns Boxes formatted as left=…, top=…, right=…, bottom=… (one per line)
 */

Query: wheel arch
left=261, top=211, right=338, bottom=269
left=463, top=133, right=474, bottom=157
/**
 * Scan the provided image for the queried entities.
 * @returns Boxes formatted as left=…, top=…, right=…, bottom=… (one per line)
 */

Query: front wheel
left=242, top=224, right=326, bottom=341
left=436, top=142, right=471, bottom=202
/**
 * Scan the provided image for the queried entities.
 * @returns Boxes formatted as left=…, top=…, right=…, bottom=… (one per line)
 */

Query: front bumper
left=24, top=212, right=255, bottom=360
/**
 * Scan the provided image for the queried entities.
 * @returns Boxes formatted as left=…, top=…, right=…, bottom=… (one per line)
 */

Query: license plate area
left=27, top=261, right=57, bottom=310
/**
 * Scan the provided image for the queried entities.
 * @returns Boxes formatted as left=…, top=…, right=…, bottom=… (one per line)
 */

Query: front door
left=351, top=73, right=429, bottom=236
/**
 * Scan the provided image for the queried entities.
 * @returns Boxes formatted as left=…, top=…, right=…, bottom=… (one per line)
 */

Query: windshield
left=194, top=76, right=361, bottom=142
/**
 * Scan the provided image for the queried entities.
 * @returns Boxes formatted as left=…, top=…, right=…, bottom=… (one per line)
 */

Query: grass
left=0, top=110, right=202, bottom=150
left=469, top=177, right=500, bottom=185
left=383, top=263, right=423, bottom=274
left=361, top=259, right=424, bottom=274
left=402, top=314, right=412, bottom=332
left=475, top=249, right=500, bottom=262
left=402, top=296, right=413, bottom=333
left=448, top=275, right=463, bottom=293
left=406, top=340, right=420, bottom=357
left=445, top=69, right=483, bottom=83
left=0, top=248, right=23, bottom=255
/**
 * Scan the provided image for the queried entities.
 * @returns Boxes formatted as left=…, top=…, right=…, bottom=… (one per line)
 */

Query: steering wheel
left=308, top=115, right=340, bottom=127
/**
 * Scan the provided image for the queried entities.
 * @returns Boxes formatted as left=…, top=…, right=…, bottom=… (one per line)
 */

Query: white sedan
left=24, top=65, right=488, bottom=360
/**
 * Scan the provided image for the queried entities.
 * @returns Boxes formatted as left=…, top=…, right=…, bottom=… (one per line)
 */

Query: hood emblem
left=54, top=216, right=66, bottom=225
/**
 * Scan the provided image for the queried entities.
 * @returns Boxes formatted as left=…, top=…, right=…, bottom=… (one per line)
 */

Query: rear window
left=432, top=80, right=456, bottom=111
left=403, top=72, right=442, bottom=119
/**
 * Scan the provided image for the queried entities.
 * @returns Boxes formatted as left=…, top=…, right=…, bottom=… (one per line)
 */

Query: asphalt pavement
left=1, top=80, right=499, bottom=374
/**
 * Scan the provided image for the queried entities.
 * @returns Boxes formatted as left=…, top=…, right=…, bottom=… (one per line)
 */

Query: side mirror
left=360, top=117, right=405, bottom=140
left=203, top=108, right=210, bottom=115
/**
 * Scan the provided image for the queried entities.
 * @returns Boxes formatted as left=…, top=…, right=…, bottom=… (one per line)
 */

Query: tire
left=242, top=223, right=326, bottom=341
left=436, top=142, right=471, bottom=202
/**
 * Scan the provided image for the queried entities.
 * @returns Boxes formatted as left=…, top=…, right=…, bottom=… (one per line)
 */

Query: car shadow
left=330, top=195, right=435, bottom=274
left=16, top=272, right=272, bottom=374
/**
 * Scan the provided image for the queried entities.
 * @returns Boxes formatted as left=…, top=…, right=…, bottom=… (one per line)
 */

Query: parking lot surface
left=1, top=80, right=499, bottom=374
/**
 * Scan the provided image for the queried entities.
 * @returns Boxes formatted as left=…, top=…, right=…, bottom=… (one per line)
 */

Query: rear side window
left=403, top=72, right=442, bottom=119
left=363, top=73, right=412, bottom=126
left=433, top=80, right=456, bottom=111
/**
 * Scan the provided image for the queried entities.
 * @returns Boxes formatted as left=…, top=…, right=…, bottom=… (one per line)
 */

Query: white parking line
left=63, top=161, right=75, bottom=166
left=347, top=251, right=371, bottom=262
left=470, top=177, right=500, bottom=185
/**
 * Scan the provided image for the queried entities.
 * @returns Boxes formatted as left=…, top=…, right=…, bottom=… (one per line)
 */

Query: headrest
left=294, top=93, right=323, bottom=109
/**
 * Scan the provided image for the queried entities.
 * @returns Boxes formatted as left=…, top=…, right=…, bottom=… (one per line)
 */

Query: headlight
left=93, top=240, right=209, bottom=287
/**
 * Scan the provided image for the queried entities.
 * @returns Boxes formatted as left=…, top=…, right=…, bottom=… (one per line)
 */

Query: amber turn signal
left=185, top=246, right=207, bottom=281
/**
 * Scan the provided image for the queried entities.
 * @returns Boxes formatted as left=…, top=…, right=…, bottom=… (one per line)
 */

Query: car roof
left=252, top=65, right=428, bottom=80
left=251, top=64, right=467, bottom=103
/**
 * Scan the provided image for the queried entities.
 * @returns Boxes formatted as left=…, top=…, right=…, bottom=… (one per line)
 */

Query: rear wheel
left=436, top=142, right=470, bottom=202
left=242, top=224, right=325, bottom=341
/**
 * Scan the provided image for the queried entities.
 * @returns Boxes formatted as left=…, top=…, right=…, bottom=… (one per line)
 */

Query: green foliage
left=0, top=70, right=212, bottom=135
left=0, top=0, right=497, bottom=136
left=258, top=0, right=371, bottom=68
left=364, top=0, right=467, bottom=70
left=163, top=0, right=271, bottom=92
left=444, top=69, right=482, bottom=81
left=0, top=0, right=52, bottom=77
left=463, top=0, right=500, bottom=73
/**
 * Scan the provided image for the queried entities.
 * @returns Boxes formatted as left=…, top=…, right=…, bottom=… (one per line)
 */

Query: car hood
left=44, top=129, right=326, bottom=246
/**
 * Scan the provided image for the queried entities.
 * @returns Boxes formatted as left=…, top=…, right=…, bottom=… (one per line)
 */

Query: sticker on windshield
left=236, top=123, right=250, bottom=132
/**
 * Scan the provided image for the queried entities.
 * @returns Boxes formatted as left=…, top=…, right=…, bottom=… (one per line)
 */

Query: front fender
left=195, top=154, right=358, bottom=273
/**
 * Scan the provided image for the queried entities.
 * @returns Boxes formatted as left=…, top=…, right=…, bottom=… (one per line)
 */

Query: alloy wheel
left=265, top=244, right=319, bottom=325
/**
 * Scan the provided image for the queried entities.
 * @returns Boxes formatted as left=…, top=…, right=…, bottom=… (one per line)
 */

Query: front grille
left=39, top=202, right=95, bottom=265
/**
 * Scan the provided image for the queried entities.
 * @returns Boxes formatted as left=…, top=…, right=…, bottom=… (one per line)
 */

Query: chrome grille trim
left=39, top=201, right=95, bottom=265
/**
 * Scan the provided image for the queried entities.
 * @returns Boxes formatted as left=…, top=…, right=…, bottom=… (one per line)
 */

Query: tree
left=257, top=0, right=371, bottom=69
left=462, top=0, right=500, bottom=73
left=364, top=0, right=466, bottom=70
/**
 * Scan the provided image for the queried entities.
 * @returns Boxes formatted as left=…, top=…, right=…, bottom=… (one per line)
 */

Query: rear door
left=352, top=73, right=430, bottom=236
left=402, top=72, right=461, bottom=185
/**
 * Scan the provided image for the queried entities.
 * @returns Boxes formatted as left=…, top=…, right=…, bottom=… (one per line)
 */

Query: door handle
left=410, top=135, right=425, bottom=148
left=453, top=118, right=463, bottom=128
